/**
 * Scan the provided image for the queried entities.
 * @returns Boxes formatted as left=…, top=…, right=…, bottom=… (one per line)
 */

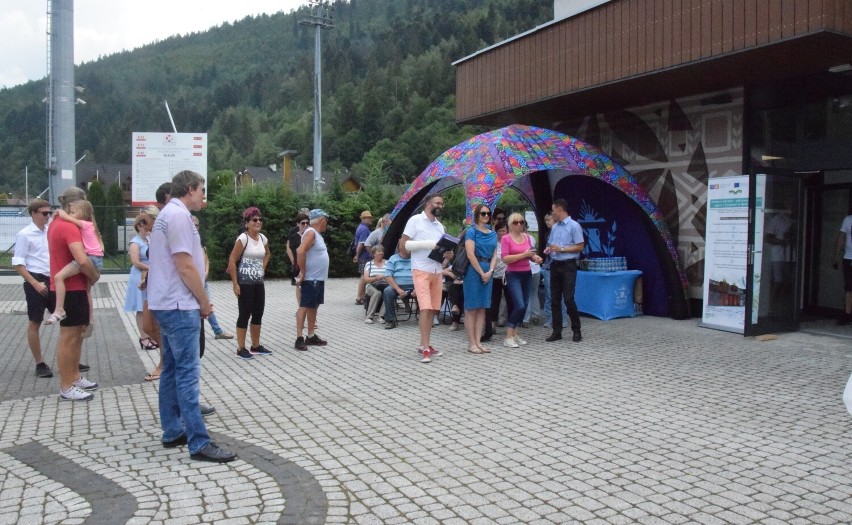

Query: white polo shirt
left=402, top=211, right=445, bottom=273
left=12, top=222, right=50, bottom=275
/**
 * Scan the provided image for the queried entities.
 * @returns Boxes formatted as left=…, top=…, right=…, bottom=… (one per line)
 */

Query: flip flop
left=144, top=371, right=161, bottom=382
left=468, top=346, right=483, bottom=354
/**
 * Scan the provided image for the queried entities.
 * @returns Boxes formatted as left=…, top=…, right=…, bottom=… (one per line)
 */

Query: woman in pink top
left=500, top=212, right=543, bottom=348
left=45, top=200, right=104, bottom=326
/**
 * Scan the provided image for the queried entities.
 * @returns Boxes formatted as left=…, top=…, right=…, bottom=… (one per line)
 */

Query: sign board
left=700, top=175, right=753, bottom=333
left=524, top=211, right=539, bottom=232
left=131, top=132, right=207, bottom=205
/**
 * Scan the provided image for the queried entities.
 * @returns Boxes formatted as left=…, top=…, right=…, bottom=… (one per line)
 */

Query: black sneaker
left=162, top=434, right=188, bottom=448
left=249, top=345, right=272, bottom=356
left=78, top=363, right=90, bottom=372
left=572, top=330, right=583, bottom=342
left=294, top=337, right=308, bottom=351
left=236, top=348, right=254, bottom=360
left=384, top=321, right=397, bottom=330
left=35, top=362, right=53, bottom=378
left=305, top=334, right=327, bottom=346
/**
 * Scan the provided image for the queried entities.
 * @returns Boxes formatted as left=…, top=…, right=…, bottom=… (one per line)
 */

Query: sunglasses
left=299, top=221, right=309, bottom=225
left=39, top=211, right=51, bottom=217
left=479, top=211, right=491, bottom=216
left=251, top=217, right=263, bottom=223
left=512, top=220, right=526, bottom=225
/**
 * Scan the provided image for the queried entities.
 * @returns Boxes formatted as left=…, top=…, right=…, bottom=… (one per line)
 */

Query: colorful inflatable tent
left=384, top=125, right=690, bottom=318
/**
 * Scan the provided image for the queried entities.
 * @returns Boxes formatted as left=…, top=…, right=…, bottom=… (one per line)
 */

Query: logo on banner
left=577, top=200, right=617, bottom=257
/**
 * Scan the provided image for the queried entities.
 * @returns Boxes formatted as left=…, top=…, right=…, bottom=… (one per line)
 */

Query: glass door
left=745, top=169, right=803, bottom=336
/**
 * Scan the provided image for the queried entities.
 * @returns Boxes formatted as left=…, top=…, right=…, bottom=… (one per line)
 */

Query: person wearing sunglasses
left=500, top=213, right=543, bottom=348
left=463, top=204, right=498, bottom=354
left=12, top=198, right=55, bottom=379
left=124, top=206, right=160, bottom=352
left=286, top=211, right=310, bottom=296
left=228, top=207, right=272, bottom=360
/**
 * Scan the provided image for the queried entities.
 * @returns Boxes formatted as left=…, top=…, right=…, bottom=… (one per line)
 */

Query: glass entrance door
left=804, top=183, right=852, bottom=316
left=745, top=170, right=802, bottom=336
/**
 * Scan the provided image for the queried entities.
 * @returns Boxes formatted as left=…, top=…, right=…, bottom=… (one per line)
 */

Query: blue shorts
left=299, top=280, right=325, bottom=309
left=71, top=255, right=103, bottom=271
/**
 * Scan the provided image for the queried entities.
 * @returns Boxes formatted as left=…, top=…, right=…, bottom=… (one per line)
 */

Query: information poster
left=131, top=132, right=207, bottom=205
left=701, top=176, right=751, bottom=333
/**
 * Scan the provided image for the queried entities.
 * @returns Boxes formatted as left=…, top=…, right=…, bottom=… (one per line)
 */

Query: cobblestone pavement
left=0, top=275, right=850, bottom=524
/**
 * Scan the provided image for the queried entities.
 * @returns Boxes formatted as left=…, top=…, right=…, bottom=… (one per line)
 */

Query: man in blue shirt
left=382, top=247, right=415, bottom=329
left=546, top=199, right=586, bottom=342
left=354, top=210, right=373, bottom=305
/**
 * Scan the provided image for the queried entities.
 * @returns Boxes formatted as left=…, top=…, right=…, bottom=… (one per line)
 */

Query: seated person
left=383, top=246, right=415, bottom=329
left=442, top=267, right=464, bottom=330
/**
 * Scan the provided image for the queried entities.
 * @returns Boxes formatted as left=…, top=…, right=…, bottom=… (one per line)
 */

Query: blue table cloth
left=575, top=270, right=643, bottom=320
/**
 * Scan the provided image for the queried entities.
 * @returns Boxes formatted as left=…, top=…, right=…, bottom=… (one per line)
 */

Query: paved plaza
left=0, top=275, right=850, bottom=524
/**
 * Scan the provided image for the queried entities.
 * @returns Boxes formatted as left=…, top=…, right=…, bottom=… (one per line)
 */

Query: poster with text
left=701, top=175, right=750, bottom=333
left=131, top=133, right=207, bottom=205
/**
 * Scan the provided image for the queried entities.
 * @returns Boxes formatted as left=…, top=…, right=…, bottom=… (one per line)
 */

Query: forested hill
left=0, top=0, right=552, bottom=195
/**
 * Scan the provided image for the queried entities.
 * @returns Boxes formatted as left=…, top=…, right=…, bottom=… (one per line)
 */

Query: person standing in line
left=353, top=210, right=373, bottom=305
left=539, top=213, right=568, bottom=330
left=546, top=199, right=586, bottom=343
left=125, top=208, right=159, bottom=352
left=148, top=170, right=236, bottom=462
left=463, top=204, right=498, bottom=354
left=365, top=214, right=391, bottom=252
left=191, top=214, right=233, bottom=340
left=834, top=212, right=852, bottom=325
left=482, top=221, right=509, bottom=342
left=501, top=213, right=542, bottom=348
left=48, top=187, right=100, bottom=401
left=286, top=211, right=310, bottom=295
left=228, top=207, right=272, bottom=360
left=400, top=193, right=453, bottom=363
left=295, top=209, right=331, bottom=351
left=523, top=221, right=543, bottom=327
left=13, top=198, right=55, bottom=378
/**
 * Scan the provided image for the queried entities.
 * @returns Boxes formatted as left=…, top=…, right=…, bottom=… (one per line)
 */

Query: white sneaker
left=433, top=317, right=440, bottom=326
left=514, top=335, right=528, bottom=346
left=59, top=386, right=94, bottom=401
left=364, top=317, right=374, bottom=324
left=378, top=317, right=385, bottom=324
left=73, top=376, right=98, bottom=390
left=503, top=338, right=519, bottom=348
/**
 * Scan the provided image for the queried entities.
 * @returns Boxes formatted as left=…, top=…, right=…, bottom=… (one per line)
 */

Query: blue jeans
left=153, top=308, right=210, bottom=454
left=382, top=285, right=414, bottom=323
left=505, top=271, right=532, bottom=328
left=204, top=283, right=224, bottom=334
left=540, top=267, right=568, bottom=328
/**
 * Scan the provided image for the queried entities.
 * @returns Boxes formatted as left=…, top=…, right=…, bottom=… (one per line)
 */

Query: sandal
left=468, top=346, right=483, bottom=354
left=144, top=370, right=161, bottom=381
left=139, top=337, right=159, bottom=350
left=478, top=345, right=492, bottom=353
left=44, top=312, right=67, bottom=325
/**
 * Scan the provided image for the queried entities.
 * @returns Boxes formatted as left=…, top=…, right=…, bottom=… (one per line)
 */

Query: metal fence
left=0, top=205, right=141, bottom=274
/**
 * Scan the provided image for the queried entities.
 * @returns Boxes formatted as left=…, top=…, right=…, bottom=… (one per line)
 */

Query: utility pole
left=299, top=1, right=334, bottom=194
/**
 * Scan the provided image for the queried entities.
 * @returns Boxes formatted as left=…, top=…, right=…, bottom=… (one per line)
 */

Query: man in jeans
left=382, top=247, right=415, bottom=330
left=148, top=170, right=236, bottom=463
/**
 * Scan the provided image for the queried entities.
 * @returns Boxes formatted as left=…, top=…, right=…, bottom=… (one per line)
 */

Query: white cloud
left=0, top=0, right=306, bottom=89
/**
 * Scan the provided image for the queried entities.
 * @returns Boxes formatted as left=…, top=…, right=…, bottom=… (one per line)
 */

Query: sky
left=0, top=0, right=308, bottom=89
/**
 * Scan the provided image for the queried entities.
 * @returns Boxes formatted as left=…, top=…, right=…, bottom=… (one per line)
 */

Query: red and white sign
left=131, top=132, right=207, bottom=205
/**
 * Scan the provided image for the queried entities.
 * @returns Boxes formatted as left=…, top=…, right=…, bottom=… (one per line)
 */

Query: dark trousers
left=485, top=278, right=512, bottom=329
left=550, top=259, right=581, bottom=332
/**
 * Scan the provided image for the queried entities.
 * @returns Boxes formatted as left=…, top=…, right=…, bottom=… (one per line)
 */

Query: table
left=575, top=270, right=643, bottom=320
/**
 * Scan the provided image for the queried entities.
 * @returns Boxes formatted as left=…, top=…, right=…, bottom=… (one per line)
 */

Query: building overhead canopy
left=455, top=0, right=852, bottom=127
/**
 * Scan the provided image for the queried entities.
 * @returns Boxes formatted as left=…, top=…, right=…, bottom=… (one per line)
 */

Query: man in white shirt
left=13, top=199, right=54, bottom=378
left=400, top=194, right=453, bottom=363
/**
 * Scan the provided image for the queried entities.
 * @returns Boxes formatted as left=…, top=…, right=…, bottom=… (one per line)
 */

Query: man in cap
left=354, top=210, right=373, bottom=304
left=295, top=209, right=331, bottom=351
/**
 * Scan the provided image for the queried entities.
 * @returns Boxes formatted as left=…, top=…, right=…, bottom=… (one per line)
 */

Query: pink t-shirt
left=501, top=233, right=533, bottom=272
left=79, top=221, right=104, bottom=256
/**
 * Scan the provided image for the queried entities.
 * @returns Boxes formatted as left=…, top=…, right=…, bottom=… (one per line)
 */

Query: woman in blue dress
left=124, top=207, right=158, bottom=350
left=463, top=203, right=498, bottom=354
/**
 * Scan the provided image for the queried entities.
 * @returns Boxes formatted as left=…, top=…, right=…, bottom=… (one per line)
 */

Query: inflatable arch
left=383, top=125, right=690, bottom=319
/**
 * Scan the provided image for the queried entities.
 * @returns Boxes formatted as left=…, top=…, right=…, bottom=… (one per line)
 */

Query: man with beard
left=400, top=194, right=453, bottom=363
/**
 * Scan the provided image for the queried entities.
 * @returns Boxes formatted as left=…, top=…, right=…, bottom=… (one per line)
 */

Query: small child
left=45, top=200, right=104, bottom=325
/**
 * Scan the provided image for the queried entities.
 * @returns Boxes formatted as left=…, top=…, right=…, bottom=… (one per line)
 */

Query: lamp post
left=299, top=1, right=334, bottom=194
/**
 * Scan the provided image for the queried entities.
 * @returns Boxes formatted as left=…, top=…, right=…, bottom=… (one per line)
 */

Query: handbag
left=451, top=248, right=470, bottom=278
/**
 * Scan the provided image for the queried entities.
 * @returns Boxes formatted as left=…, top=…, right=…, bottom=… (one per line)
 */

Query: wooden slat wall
left=456, top=0, right=852, bottom=121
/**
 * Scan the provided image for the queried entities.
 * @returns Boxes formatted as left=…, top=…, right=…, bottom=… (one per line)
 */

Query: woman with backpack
left=228, top=207, right=272, bottom=360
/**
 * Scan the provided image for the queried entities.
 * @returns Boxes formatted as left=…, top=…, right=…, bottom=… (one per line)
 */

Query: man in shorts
left=295, top=209, right=331, bottom=351
left=48, top=188, right=100, bottom=401
left=13, top=198, right=54, bottom=378
left=400, top=193, right=453, bottom=363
